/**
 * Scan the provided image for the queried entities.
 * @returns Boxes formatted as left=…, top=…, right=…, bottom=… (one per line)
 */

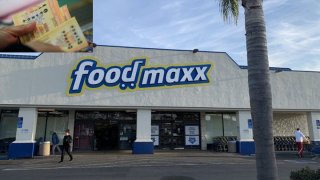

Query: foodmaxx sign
left=67, top=57, right=212, bottom=96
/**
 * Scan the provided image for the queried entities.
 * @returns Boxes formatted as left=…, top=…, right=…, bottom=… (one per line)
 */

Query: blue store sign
left=67, top=57, right=212, bottom=95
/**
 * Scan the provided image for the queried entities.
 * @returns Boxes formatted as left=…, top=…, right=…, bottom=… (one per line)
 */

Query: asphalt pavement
left=0, top=150, right=319, bottom=180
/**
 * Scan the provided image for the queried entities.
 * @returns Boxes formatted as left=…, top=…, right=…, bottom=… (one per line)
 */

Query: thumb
left=5, top=22, right=36, bottom=36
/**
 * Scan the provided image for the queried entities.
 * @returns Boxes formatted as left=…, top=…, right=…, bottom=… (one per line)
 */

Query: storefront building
left=0, top=46, right=319, bottom=158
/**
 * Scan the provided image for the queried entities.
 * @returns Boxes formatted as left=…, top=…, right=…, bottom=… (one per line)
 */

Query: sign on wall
left=248, top=119, right=253, bottom=129
left=67, top=57, right=212, bottom=96
left=17, top=117, right=23, bottom=128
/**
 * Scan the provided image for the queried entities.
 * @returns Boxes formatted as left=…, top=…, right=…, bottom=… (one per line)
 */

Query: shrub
left=290, top=167, right=320, bottom=180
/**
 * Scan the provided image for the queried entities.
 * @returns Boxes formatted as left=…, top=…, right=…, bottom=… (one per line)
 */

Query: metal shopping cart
left=306, top=141, right=320, bottom=159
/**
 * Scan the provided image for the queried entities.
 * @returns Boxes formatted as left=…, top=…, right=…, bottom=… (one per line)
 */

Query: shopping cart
left=306, top=141, right=320, bottom=160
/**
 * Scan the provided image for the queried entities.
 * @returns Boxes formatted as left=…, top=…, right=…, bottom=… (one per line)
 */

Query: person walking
left=294, top=128, right=307, bottom=158
left=59, top=129, right=73, bottom=163
left=51, top=131, right=61, bottom=155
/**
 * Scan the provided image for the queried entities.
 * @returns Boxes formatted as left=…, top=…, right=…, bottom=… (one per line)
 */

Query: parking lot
left=0, top=150, right=319, bottom=180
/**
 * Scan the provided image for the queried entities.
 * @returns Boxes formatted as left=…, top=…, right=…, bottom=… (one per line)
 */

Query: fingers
left=4, top=22, right=36, bottom=37
left=0, top=23, right=37, bottom=50
left=25, top=41, right=63, bottom=52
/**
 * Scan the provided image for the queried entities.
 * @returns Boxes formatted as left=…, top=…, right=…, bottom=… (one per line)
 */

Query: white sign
left=185, top=136, right=200, bottom=146
left=151, top=136, right=159, bottom=146
left=185, top=126, right=199, bottom=135
left=151, top=125, right=159, bottom=135
left=16, top=128, right=32, bottom=141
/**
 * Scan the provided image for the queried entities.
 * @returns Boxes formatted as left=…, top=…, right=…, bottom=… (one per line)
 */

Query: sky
left=94, top=0, right=320, bottom=71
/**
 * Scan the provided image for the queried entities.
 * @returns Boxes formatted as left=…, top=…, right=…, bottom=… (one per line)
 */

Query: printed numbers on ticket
left=12, top=1, right=58, bottom=43
left=37, top=17, right=89, bottom=52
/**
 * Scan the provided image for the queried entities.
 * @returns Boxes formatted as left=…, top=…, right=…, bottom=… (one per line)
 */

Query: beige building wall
left=0, top=46, right=319, bottom=111
left=273, top=112, right=309, bottom=136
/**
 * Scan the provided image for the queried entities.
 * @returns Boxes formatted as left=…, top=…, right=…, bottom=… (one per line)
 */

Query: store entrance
left=74, top=111, right=136, bottom=151
left=158, top=119, right=184, bottom=149
left=94, top=120, right=119, bottom=150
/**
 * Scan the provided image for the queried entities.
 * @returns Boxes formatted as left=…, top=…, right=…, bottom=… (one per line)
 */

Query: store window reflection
left=205, top=113, right=237, bottom=142
left=0, top=110, right=18, bottom=154
left=35, top=111, right=69, bottom=143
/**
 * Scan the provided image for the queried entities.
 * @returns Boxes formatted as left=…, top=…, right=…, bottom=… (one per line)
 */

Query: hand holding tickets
left=12, top=0, right=88, bottom=52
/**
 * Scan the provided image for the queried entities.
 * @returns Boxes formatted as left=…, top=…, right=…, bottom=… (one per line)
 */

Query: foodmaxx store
left=0, top=46, right=319, bottom=159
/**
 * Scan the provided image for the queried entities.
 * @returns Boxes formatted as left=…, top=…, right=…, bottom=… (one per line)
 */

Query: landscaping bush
left=290, top=167, right=320, bottom=180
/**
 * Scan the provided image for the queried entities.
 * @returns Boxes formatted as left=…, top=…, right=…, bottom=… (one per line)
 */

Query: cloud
left=160, top=1, right=184, bottom=10
left=264, top=0, right=289, bottom=12
left=93, top=0, right=320, bottom=71
left=267, top=20, right=320, bottom=71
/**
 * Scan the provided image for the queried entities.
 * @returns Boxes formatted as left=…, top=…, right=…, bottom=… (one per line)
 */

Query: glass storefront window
left=205, top=113, right=237, bottom=141
left=35, top=111, right=69, bottom=143
left=205, top=114, right=223, bottom=141
left=0, top=110, right=18, bottom=140
left=0, top=110, right=18, bottom=153
left=223, top=114, right=237, bottom=136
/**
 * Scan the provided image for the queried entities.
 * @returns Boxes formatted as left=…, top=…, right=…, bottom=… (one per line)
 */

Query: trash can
left=39, top=141, right=50, bottom=156
left=228, top=141, right=237, bottom=153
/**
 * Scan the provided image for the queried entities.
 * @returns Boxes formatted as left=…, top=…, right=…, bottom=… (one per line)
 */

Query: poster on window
left=151, top=136, right=159, bottom=146
left=151, top=125, right=159, bottom=135
left=316, top=120, right=320, bottom=129
left=185, top=136, right=200, bottom=146
left=185, top=125, right=199, bottom=135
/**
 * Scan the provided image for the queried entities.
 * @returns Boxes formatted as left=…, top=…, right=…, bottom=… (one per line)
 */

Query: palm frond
left=218, top=0, right=240, bottom=25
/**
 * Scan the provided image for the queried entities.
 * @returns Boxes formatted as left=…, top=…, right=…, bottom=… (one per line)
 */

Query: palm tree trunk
left=243, top=0, right=279, bottom=179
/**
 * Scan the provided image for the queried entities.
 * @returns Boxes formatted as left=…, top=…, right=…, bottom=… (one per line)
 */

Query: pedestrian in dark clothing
left=51, top=131, right=61, bottom=155
left=59, top=129, right=73, bottom=163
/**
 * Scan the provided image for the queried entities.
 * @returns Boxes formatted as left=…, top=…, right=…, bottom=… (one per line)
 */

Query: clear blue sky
left=94, top=0, right=320, bottom=71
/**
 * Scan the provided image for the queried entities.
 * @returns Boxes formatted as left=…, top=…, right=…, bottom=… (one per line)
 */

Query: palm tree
left=218, top=0, right=278, bottom=179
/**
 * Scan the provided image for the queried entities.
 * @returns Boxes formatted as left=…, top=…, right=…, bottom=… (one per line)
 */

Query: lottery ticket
left=60, top=5, right=71, bottom=21
left=47, top=0, right=64, bottom=25
left=12, top=0, right=89, bottom=52
left=36, top=17, right=88, bottom=52
left=12, top=0, right=58, bottom=43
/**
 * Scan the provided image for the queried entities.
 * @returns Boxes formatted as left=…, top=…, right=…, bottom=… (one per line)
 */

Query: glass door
left=152, top=112, right=200, bottom=150
left=73, top=119, right=94, bottom=150
left=171, top=120, right=185, bottom=149
left=158, top=119, right=188, bottom=149
left=159, top=120, right=173, bottom=149
left=119, top=122, right=136, bottom=150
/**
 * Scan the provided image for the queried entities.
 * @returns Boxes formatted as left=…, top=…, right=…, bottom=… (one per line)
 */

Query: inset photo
left=0, top=0, right=93, bottom=52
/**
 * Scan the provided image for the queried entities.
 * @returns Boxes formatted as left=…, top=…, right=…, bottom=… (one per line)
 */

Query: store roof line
left=0, top=45, right=319, bottom=73
left=0, top=53, right=39, bottom=60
